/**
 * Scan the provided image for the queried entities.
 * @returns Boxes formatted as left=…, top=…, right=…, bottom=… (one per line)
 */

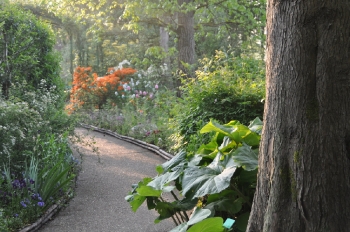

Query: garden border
left=19, top=124, right=174, bottom=232
left=79, top=123, right=174, bottom=160
left=19, top=201, right=62, bottom=232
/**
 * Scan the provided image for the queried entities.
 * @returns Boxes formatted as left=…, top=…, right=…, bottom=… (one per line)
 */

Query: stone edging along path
left=19, top=124, right=174, bottom=232
left=79, top=123, right=174, bottom=161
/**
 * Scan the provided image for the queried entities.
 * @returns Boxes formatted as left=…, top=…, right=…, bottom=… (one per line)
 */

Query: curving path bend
left=38, top=128, right=174, bottom=232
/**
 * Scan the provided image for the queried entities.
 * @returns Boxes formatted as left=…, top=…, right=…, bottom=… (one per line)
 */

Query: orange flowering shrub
left=66, top=66, right=137, bottom=113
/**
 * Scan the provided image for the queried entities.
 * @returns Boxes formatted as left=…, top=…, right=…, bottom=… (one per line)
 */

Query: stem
left=230, top=184, right=252, bottom=208
left=160, top=196, right=181, bottom=226
left=171, top=191, right=190, bottom=222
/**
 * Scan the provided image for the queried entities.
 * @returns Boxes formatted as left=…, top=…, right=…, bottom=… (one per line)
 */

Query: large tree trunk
left=247, top=1, right=350, bottom=231
left=177, top=0, right=195, bottom=79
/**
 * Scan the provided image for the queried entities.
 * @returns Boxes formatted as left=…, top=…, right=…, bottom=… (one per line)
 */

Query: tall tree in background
left=0, top=4, right=62, bottom=98
left=247, top=1, right=350, bottom=231
left=121, top=0, right=265, bottom=78
left=177, top=0, right=195, bottom=77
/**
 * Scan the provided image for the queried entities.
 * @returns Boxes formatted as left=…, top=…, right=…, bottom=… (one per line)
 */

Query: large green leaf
left=206, top=190, right=236, bottom=204
left=187, top=208, right=212, bottom=226
left=154, top=201, right=178, bottom=221
left=148, top=166, right=183, bottom=192
left=182, top=152, right=237, bottom=197
left=197, top=140, right=218, bottom=155
left=232, top=144, right=258, bottom=171
left=234, top=212, right=250, bottom=232
left=161, top=150, right=187, bottom=172
left=218, top=136, right=237, bottom=152
left=125, top=177, right=152, bottom=212
left=200, top=119, right=234, bottom=136
left=200, top=119, right=251, bottom=143
left=154, top=198, right=198, bottom=222
left=187, top=217, right=224, bottom=232
left=205, top=198, right=243, bottom=215
left=248, top=117, right=263, bottom=135
left=137, top=185, right=162, bottom=197
left=128, top=194, right=146, bottom=212
left=242, top=131, right=260, bottom=147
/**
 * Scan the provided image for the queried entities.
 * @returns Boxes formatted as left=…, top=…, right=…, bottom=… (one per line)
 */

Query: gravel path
left=38, top=128, right=174, bottom=232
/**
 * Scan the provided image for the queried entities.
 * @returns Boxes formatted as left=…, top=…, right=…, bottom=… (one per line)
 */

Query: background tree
left=12, top=0, right=265, bottom=90
left=0, top=3, right=62, bottom=98
left=121, top=0, right=266, bottom=80
left=247, top=1, right=350, bottom=231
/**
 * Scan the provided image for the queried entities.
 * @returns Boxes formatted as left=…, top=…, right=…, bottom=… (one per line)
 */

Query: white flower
left=115, top=91, right=118, bottom=96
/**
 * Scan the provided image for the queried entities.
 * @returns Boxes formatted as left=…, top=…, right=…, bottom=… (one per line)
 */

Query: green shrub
left=126, top=118, right=262, bottom=232
left=0, top=80, right=75, bottom=173
left=171, top=51, right=265, bottom=152
left=0, top=3, right=63, bottom=98
left=0, top=133, right=76, bottom=231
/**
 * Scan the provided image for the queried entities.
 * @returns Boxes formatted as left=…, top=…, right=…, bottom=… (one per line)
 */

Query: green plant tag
left=223, top=218, right=235, bottom=229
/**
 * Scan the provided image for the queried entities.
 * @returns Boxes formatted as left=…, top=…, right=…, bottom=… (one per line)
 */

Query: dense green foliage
left=0, top=81, right=74, bottom=171
left=171, top=51, right=265, bottom=153
left=0, top=4, right=63, bottom=97
left=126, top=118, right=262, bottom=232
left=0, top=3, right=76, bottom=231
left=3, top=1, right=268, bottom=231
left=11, top=0, right=266, bottom=85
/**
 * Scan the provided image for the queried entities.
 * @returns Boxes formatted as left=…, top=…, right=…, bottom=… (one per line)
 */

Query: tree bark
left=177, top=0, right=195, bottom=78
left=247, top=1, right=350, bottom=231
left=160, top=25, right=174, bottom=89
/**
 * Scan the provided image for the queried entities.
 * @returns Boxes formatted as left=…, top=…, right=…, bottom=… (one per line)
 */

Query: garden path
left=38, top=128, right=174, bottom=232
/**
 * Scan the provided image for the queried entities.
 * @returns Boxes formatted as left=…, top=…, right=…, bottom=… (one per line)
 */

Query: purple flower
left=38, top=201, right=45, bottom=207
left=20, top=201, right=27, bottom=208
left=32, top=193, right=40, bottom=200
left=143, top=91, right=147, bottom=96
left=155, top=84, right=159, bottom=89
left=135, top=90, right=138, bottom=94
left=29, top=179, right=35, bottom=184
left=149, top=93, right=154, bottom=99
left=14, top=213, right=18, bottom=218
left=126, top=86, right=131, bottom=91
left=135, top=94, right=140, bottom=98
left=12, top=180, right=20, bottom=189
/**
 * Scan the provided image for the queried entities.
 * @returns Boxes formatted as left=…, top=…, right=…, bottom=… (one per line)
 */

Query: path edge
left=19, top=124, right=174, bottom=232
left=79, top=123, right=174, bottom=161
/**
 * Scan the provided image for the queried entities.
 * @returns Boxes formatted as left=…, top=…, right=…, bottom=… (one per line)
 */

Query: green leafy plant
left=0, top=133, right=77, bottom=231
left=126, top=118, right=262, bottom=232
left=0, top=3, right=63, bottom=98
left=171, top=51, right=265, bottom=153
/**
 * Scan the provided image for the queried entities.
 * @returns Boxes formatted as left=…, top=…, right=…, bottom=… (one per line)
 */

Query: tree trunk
left=177, top=0, right=195, bottom=79
left=1, top=31, right=10, bottom=99
left=160, top=26, right=174, bottom=89
left=69, top=33, right=74, bottom=75
left=247, top=1, right=350, bottom=231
